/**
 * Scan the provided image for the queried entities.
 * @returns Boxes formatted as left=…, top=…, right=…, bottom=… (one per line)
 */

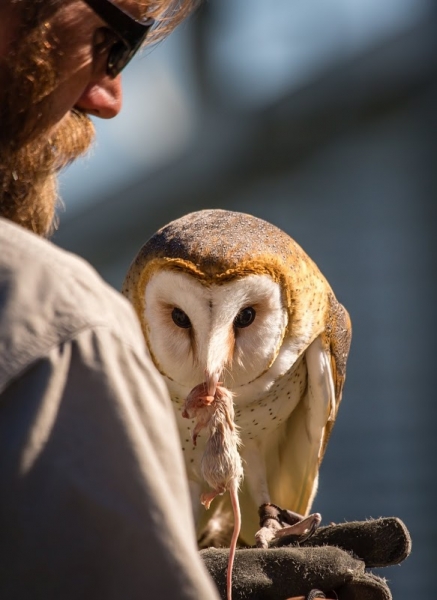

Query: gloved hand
left=200, top=517, right=411, bottom=600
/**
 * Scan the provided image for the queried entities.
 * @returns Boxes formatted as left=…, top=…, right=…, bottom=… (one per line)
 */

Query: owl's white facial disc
left=143, top=270, right=288, bottom=393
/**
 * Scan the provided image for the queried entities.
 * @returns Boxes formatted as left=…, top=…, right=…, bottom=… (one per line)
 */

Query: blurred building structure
left=55, top=2, right=436, bottom=596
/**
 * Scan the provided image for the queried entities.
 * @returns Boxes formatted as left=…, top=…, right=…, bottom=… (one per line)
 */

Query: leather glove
left=200, top=517, right=411, bottom=600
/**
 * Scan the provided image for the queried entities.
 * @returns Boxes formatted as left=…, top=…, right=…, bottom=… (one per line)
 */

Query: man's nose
left=75, top=73, right=123, bottom=119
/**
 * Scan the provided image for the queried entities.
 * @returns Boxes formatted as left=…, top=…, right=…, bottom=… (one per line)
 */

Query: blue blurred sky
left=59, top=0, right=431, bottom=215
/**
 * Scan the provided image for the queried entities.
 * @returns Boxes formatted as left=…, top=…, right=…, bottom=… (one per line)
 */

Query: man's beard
left=0, top=110, right=95, bottom=237
left=0, top=8, right=95, bottom=237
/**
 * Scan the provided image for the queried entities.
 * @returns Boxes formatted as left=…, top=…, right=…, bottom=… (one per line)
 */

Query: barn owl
left=122, top=209, right=351, bottom=547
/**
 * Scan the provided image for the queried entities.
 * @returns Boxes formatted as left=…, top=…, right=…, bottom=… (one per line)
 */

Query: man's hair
left=146, top=0, right=201, bottom=43
left=14, top=0, right=201, bottom=44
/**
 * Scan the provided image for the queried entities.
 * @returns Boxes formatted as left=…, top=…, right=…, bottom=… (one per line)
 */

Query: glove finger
left=284, top=591, right=331, bottom=599
left=298, top=517, right=411, bottom=568
left=201, top=546, right=363, bottom=600
left=337, top=573, right=392, bottom=600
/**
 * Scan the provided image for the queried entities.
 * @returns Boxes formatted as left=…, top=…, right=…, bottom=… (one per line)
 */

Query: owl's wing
left=267, top=299, right=351, bottom=516
left=320, top=299, right=352, bottom=459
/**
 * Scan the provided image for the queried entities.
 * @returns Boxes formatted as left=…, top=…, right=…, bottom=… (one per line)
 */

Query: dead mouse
left=183, top=382, right=243, bottom=600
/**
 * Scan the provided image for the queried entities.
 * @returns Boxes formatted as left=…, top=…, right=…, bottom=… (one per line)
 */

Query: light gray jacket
left=0, top=217, right=218, bottom=599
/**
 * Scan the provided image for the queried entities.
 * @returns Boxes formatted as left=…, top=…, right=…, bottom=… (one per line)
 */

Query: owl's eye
left=234, top=307, right=256, bottom=328
left=172, top=307, right=192, bottom=328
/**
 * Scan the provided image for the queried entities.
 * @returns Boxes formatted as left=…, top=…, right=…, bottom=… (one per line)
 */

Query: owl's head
left=123, top=210, right=330, bottom=397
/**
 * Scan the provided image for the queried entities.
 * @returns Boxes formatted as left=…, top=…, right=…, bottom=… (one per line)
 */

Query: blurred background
left=55, top=0, right=437, bottom=596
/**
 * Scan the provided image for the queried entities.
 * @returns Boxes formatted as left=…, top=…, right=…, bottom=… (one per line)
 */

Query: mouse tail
left=227, top=481, right=241, bottom=600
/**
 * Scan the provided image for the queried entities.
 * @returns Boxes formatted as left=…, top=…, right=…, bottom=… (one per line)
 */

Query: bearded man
left=0, top=2, right=219, bottom=598
left=0, top=3, right=412, bottom=600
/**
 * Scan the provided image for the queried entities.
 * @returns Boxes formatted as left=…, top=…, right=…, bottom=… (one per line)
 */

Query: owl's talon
left=256, top=503, right=321, bottom=547
left=273, top=512, right=321, bottom=543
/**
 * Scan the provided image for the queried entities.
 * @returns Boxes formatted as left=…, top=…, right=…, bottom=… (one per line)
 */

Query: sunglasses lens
left=83, top=2, right=155, bottom=77
left=107, top=41, right=131, bottom=77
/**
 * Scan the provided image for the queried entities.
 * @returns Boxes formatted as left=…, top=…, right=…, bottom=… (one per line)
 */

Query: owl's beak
left=205, top=370, right=220, bottom=398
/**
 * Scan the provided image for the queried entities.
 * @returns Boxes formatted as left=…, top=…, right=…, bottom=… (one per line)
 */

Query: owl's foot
left=255, top=503, right=321, bottom=548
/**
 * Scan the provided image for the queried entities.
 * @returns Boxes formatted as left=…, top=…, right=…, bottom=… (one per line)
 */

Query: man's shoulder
left=0, top=218, right=144, bottom=391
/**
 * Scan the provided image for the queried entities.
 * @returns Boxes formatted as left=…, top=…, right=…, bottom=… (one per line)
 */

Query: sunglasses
left=82, top=0, right=155, bottom=77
